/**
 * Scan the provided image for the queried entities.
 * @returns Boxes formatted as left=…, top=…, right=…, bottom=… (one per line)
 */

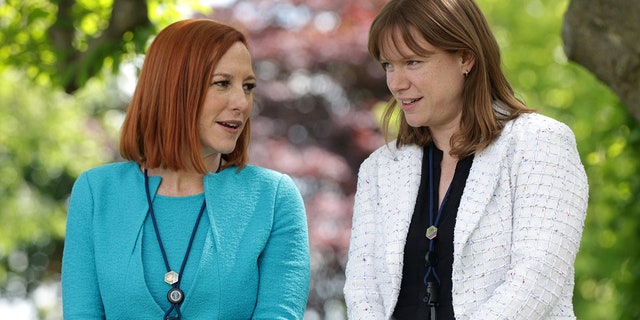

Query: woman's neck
left=147, top=154, right=222, bottom=196
left=430, top=128, right=456, bottom=158
left=147, top=169, right=205, bottom=196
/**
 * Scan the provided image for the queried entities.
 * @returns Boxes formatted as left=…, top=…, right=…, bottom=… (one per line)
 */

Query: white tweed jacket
left=344, top=113, right=588, bottom=319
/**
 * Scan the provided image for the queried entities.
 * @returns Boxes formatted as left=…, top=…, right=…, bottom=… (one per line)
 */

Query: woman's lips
left=216, top=120, right=242, bottom=133
left=399, top=97, right=422, bottom=110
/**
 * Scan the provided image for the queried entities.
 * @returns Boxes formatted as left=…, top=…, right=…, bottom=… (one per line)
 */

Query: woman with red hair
left=62, top=19, right=310, bottom=319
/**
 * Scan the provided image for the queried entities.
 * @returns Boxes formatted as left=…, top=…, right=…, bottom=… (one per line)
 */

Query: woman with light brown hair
left=344, top=0, right=588, bottom=319
left=62, top=19, right=310, bottom=319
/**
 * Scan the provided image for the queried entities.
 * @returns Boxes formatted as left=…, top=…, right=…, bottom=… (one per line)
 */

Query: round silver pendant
left=167, top=287, right=184, bottom=304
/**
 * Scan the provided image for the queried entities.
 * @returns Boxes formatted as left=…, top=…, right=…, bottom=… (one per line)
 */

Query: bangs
left=369, top=14, right=436, bottom=62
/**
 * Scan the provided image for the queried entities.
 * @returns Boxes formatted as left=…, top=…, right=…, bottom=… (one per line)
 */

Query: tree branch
left=48, top=0, right=152, bottom=93
left=562, top=0, right=640, bottom=123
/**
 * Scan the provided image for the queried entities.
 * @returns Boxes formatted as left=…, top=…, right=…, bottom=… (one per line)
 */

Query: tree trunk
left=48, top=0, right=151, bottom=93
left=562, top=0, right=640, bottom=123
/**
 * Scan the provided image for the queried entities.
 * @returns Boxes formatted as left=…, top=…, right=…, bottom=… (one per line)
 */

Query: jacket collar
left=453, top=140, right=505, bottom=256
left=381, top=138, right=507, bottom=255
left=375, top=140, right=505, bottom=314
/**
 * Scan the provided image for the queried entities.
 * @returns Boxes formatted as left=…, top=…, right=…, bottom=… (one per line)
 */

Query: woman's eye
left=381, top=62, right=392, bottom=71
left=213, top=80, right=230, bottom=87
left=407, top=60, right=420, bottom=66
left=243, top=83, right=256, bottom=92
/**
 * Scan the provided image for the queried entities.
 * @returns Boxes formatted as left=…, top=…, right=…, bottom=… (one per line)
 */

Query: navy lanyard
left=423, top=145, right=453, bottom=320
left=144, top=170, right=206, bottom=320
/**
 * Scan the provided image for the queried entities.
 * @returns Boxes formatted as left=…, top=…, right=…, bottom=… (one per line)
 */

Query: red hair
left=120, top=19, right=251, bottom=173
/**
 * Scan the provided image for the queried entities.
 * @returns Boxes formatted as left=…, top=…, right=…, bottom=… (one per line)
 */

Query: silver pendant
left=167, top=287, right=184, bottom=304
left=164, top=270, right=179, bottom=285
left=426, top=225, right=438, bottom=240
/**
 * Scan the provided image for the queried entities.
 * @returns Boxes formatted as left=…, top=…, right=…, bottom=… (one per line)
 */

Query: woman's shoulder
left=71, top=162, right=143, bottom=197
left=497, top=112, right=580, bottom=158
left=506, top=112, right=574, bottom=138
left=369, top=141, right=422, bottom=160
left=361, top=142, right=422, bottom=168
left=206, top=165, right=304, bottom=210
left=476, top=112, right=579, bottom=160
left=76, top=161, right=138, bottom=181
left=211, top=164, right=297, bottom=192
left=217, top=164, right=286, bottom=181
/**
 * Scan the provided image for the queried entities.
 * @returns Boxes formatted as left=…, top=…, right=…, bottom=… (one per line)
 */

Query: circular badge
left=167, top=287, right=184, bottom=304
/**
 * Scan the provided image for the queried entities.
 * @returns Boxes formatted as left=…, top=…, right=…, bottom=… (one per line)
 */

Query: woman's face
left=198, top=42, right=255, bottom=159
left=380, top=28, right=472, bottom=132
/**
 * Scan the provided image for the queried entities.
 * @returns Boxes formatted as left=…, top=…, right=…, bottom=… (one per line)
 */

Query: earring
left=464, top=70, right=469, bottom=77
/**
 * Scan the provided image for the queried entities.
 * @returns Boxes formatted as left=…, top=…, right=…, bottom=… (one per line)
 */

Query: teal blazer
left=62, top=162, right=310, bottom=319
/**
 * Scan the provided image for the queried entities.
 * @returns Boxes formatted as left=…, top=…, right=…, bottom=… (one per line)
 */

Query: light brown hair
left=120, top=19, right=251, bottom=173
left=369, top=0, right=533, bottom=157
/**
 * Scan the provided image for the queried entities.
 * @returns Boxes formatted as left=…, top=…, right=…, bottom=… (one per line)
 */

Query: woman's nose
left=231, top=88, right=252, bottom=112
left=387, top=70, right=409, bottom=94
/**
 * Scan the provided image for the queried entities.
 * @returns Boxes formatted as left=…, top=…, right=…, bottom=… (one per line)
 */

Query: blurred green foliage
left=0, top=68, right=107, bottom=306
left=0, top=0, right=638, bottom=319
left=0, top=0, right=208, bottom=92
left=477, top=1, right=640, bottom=319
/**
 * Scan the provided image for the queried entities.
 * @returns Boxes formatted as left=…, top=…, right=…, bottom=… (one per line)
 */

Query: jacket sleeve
left=470, top=120, right=589, bottom=319
left=61, top=172, right=105, bottom=319
left=252, top=174, right=310, bottom=319
left=344, top=156, right=388, bottom=319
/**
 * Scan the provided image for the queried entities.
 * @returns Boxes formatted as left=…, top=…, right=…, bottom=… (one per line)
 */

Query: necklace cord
left=144, top=171, right=172, bottom=272
left=425, top=144, right=457, bottom=318
left=426, top=146, right=448, bottom=286
left=177, top=200, right=207, bottom=285
left=144, top=169, right=209, bottom=320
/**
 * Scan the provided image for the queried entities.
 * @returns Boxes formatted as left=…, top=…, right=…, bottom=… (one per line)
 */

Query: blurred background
left=0, top=0, right=638, bottom=319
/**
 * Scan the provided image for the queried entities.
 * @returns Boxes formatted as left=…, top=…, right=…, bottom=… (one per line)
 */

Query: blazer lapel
left=377, top=145, right=423, bottom=315
left=453, top=135, right=506, bottom=256
left=120, top=167, right=161, bottom=258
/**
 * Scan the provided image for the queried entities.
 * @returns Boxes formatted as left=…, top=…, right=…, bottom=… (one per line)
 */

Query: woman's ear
left=460, top=50, right=476, bottom=75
